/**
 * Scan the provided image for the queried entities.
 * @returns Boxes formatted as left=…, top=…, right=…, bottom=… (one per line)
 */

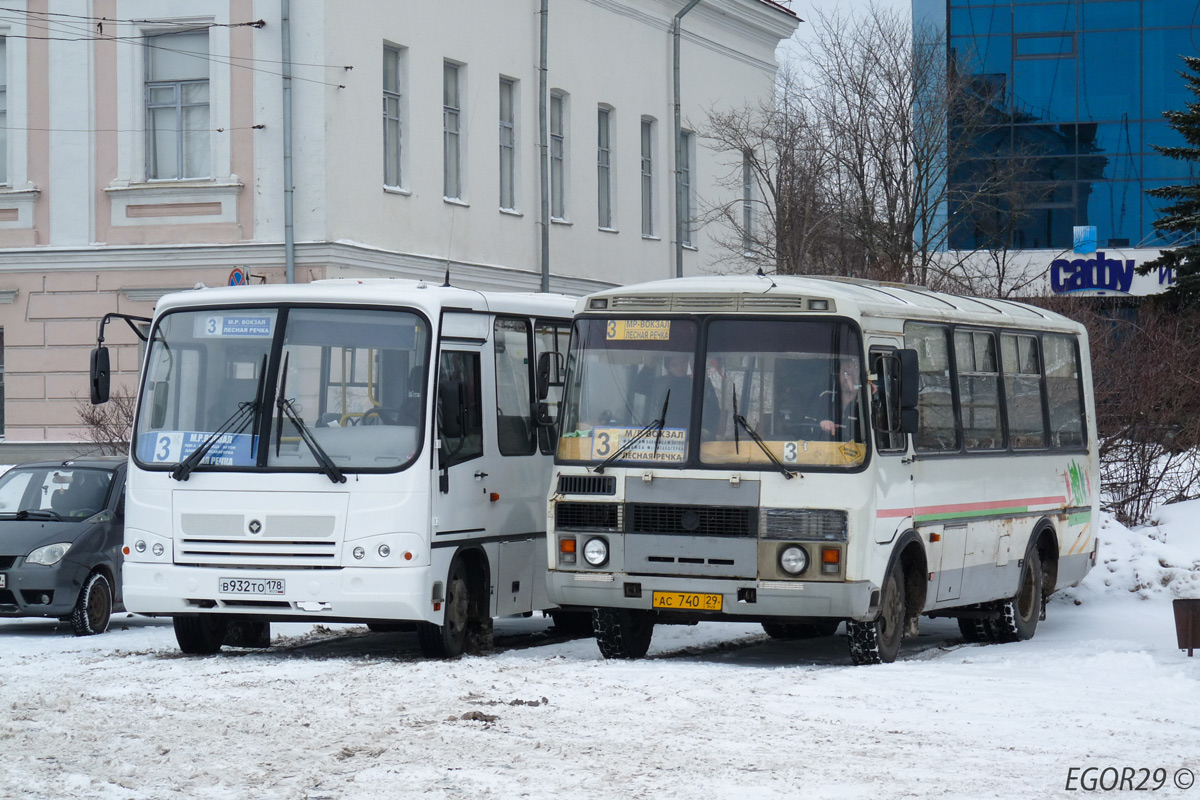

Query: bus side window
left=1044, top=334, right=1085, bottom=449
left=1001, top=333, right=1047, bottom=449
left=534, top=320, right=570, bottom=454
left=494, top=317, right=537, bottom=456
left=870, top=350, right=906, bottom=453
left=438, top=351, right=484, bottom=466
left=905, top=323, right=960, bottom=453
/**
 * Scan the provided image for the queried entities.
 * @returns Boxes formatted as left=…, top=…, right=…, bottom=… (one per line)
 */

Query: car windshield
left=0, top=467, right=114, bottom=521
left=134, top=306, right=430, bottom=473
left=557, top=315, right=866, bottom=469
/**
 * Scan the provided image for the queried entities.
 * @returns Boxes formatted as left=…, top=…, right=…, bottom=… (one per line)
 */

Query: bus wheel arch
left=418, top=547, right=493, bottom=658
left=847, top=532, right=926, bottom=665
left=1030, top=519, right=1060, bottom=598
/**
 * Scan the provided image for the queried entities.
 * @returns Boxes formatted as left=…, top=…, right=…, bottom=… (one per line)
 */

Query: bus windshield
left=134, top=306, right=430, bottom=473
left=557, top=316, right=865, bottom=469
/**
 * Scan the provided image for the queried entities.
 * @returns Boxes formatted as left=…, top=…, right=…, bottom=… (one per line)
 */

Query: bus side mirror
left=898, top=348, right=919, bottom=435
left=90, top=347, right=111, bottom=405
left=535, top=401, right=557, bottom=427
left=438, top=380, right=466, bottom=438
left=536, top=351, right=564, bottom=401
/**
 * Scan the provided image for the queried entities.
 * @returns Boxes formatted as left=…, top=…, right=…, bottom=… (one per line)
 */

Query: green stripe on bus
left=914, top=506, right=1030, bottom=523
left=1068, top=511, right=1091, bottom=526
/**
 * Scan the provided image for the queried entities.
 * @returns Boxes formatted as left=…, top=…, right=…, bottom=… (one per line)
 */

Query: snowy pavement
left=1, top=509, right=1198, bottom=799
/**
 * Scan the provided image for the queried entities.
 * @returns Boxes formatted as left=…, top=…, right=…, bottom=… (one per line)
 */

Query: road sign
left=228, top=267, right=248, bottom=286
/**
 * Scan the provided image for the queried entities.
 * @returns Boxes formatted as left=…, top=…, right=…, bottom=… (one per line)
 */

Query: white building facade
left=0, top=0, right=797, bottom=456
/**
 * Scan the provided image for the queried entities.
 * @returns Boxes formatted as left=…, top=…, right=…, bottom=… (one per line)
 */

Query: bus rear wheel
left=847, top=564, right=904, bottom=665
left=417, top=562, right=471, bottom=658
left=991, top=550, right=1043, bottom=643
left=593, top=608, right=654, bottom=659
left=174, top=615, right=230, bottom=655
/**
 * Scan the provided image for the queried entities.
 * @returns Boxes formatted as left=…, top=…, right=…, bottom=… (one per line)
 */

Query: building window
left=641, top=117, right=655, bottom=236
left=0, top=38, right=7, bottom=186
left=679, top=130, right=693, bottom=246
left=383, top=45, right=403, bottom=188
left=499, top=78, right=516, bottom=210
left=550, top=91, right=566, bottom=219
left=145, top=30, right=210, bottom=180
left=742, top=151, right=753, bottom=253
left=443, top=62, right=462, bottom=200
left=597, top=106, right=612, bottom=228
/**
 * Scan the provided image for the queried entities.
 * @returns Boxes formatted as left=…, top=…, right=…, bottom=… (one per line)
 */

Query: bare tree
left=73, top=387, right=136, bottom=456
left=702, top=5, right=1045, bottom=288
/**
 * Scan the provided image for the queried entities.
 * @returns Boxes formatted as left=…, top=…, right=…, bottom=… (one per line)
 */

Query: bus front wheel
left=593, top=608, right=654, bottom=659
left=991, top=549, right=1042, bottom=643
left=417, top=561, right=471, bottom=658
left=847, top=564, right=904, bottom=665
left=174, top=614, right=230, bottom=655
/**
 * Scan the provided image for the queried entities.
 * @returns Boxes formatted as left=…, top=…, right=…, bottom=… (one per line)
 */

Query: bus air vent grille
left=762, top=508, right=848, bottom=541
left=557, top=475, right=616, bottom=495
left=265, top=515, right=336, bottom=537
left=626, top=504, right=757, bottom=538
left=741, top=296, right=809, bottom=311
left=609, top=295, right=671, bottom=310
left=555, top=502, right=620, bottom=531
left=180, top=514, right=243, bottom=537
left=671, top=296, right=737, bottom=311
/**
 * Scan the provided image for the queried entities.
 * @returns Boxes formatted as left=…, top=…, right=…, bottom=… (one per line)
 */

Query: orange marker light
left=490, top=493, right=500, bottom=502
left=560, top=539, right=577, bottom=553
left=122, top=546, right=130, bottom=555
left=404, top=551, right=413, bottom=561
left=822, top=548, right=840, bottom=564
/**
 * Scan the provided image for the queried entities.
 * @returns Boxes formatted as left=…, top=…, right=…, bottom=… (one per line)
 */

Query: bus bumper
left=122, top=562, right=432, bottom=623
left=547, top=571, right=878, bottom=622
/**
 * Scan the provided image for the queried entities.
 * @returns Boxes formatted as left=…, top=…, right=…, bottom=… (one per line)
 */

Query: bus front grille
left=761, top=509, right=848, bottom=541
left=626, top=504, right=757, bottom=538
left=176, top=538, right=339, bottom=566
left=555, top=502, right=620, bottom=531
left=557, top=475, right=616, bottom=496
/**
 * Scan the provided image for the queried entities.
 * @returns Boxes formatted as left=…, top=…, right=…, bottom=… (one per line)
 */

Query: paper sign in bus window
left=606, top=320, right=671, bottom=341
left=591, top=427, right=687, bottom=462
left=138, top=431, right=258, bottom=466
left=195, top=315, right=274, bottom=338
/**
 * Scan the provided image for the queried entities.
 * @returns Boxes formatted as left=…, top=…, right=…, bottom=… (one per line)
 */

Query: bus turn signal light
left=821, top=547, right=840, bottom=574
left=559, top=537, right=577, bottom=564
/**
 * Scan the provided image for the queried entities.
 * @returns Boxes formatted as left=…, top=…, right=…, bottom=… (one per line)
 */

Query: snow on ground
left=1, top=511, right=1199, bottom=800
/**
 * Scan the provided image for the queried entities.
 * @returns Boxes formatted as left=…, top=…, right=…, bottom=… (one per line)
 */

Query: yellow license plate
left=652, top=591, right=722, bottom=612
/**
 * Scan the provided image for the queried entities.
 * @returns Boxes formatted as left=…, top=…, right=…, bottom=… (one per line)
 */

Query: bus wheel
left=417, top=562, right=471, bottom=658
left=846, top=564, right=905, bottom=665
left=174, top=615, right=230, bottom=655
left=957, top=617, right=991, bottom=643
left=762, top=620, right=840, bottom=640
left=992, top=549, right=1042, bottom=643
left=548, top=609, right=594, bottom=636
left=593, top=608, right=654, bottom=659
left=70, top=572, right=112, bottom=636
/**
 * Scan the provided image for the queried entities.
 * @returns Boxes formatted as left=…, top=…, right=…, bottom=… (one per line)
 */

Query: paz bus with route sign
left=546, top=276, right=1098, bottom=664
left=90, top=279, right=579, bottom=656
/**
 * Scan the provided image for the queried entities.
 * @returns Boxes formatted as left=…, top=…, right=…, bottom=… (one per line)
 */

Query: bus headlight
left=583, top=537, right=609, bottom=567
left=779, top=545, right=809, bottom=576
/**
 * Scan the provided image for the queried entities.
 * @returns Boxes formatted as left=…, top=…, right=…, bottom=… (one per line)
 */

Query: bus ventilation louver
left=626, top=504, right=757, bottom=538
left=740, top=296, right=809, bottom=311
left=557, top=475, right=616, bottom=495
left=671, top=296, right=738, bottom=311
left=608, top=296, right=671, bottom=310
left=761, top=508, right=848, bottom=541
left=555, top=502, right=621, bottom=531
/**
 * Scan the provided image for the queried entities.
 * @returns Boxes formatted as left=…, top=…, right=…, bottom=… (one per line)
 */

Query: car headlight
left=583, top=537, right=609, bottom=567
left=27, top=542, right=72, bottom=566
left=779, top=545, right=809, bottom=576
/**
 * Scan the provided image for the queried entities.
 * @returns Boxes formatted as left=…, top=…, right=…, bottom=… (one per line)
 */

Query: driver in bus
left=819, top=356, right=864, bottom=442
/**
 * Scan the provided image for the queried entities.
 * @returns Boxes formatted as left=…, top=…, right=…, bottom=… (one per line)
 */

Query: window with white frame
left=550, top=91, right=566, bottom=219
left=145, top=30, right=210, bottom=180
left=742, top=151, right=753, bottom=253
left=383, top=45, right=404, bottom=188
left=679, top=130, right=693, bottom=246
left=597, top=106, right=612, bottom=229
left=0, top=38, right=7, bottom=186
left=641, top=117, right=655, bottom=237
left=444, top=62, right=462, bottom=200
left=499, top=78, right=516, bottom=210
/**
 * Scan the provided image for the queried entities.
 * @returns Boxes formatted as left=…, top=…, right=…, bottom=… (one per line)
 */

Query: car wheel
left=70, top=572, right=112, bottom=636
left=174, top=615, right=230, bottom=655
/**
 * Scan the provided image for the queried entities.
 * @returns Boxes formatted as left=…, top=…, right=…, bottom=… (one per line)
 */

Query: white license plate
left=0, top=574, right=5, bottom=589
left=219, top=577, right=285, bottom=595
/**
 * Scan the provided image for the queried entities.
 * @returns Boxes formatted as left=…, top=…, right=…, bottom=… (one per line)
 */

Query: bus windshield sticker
left=606, top=320, right=671, bottom=341
left=137, top=431, right=258, bottom=466
left=194, top=314, right=274, bottom=338
left=591, top=427, right=686, bottom=461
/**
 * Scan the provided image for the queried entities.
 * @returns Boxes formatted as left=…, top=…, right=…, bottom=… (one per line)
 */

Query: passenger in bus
left=819, top=357, right=863, bottom=442
left=652, top=354, right=719, bottom=433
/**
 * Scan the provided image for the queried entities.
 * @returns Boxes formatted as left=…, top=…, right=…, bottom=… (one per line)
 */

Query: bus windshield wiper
left=731, top=386, right=795, bottom=480
left=171, top=355, right=267, bottom=482
left=274, top=355, right=346, bottom=484
left=594, top=391, right=669, bottom=474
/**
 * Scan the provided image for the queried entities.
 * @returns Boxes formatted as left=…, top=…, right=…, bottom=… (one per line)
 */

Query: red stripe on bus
left=877, top=495, right=1066, bottom=519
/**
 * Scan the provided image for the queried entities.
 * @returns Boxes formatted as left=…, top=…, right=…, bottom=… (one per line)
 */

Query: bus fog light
left=134, top=540, right=147, bottom=553
left=353, top=547, right=365, bottom=560
left=779, top=546, right=809, bottom=576
left=583, top=537, right=609, bottom=567
left=152, top=543, right=164, bottom=556
left=378, top=544, right=391, bottom=558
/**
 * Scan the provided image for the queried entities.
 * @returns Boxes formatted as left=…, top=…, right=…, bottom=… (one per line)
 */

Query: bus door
left=432, top=342, right=495, bottom=541
left=868, top=340, right=914, bottom=546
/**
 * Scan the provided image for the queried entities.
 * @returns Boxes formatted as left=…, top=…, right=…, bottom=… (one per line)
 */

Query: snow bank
left=1070, top=506, right=1200, bottom=602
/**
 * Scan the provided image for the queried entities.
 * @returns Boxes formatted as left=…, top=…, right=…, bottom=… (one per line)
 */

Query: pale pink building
left=0, top=0, right=796, bottom=459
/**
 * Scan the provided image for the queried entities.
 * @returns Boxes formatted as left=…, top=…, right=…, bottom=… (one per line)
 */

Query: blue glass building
left=923, top=0, right=1200, bottom=257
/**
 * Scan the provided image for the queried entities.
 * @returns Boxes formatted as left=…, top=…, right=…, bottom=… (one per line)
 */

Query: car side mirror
left=90, top=347, right=111, bottom=405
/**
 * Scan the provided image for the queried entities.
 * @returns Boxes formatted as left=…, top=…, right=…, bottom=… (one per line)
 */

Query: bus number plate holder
left=652, top=591, right=722, bottom=611
left=219, top=578, right=285, bottom=595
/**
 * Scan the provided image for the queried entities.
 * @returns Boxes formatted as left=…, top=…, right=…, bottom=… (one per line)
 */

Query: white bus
left=90, top=279, right=578, bottom=656
left=546, top=276, right=1098, bottom=664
